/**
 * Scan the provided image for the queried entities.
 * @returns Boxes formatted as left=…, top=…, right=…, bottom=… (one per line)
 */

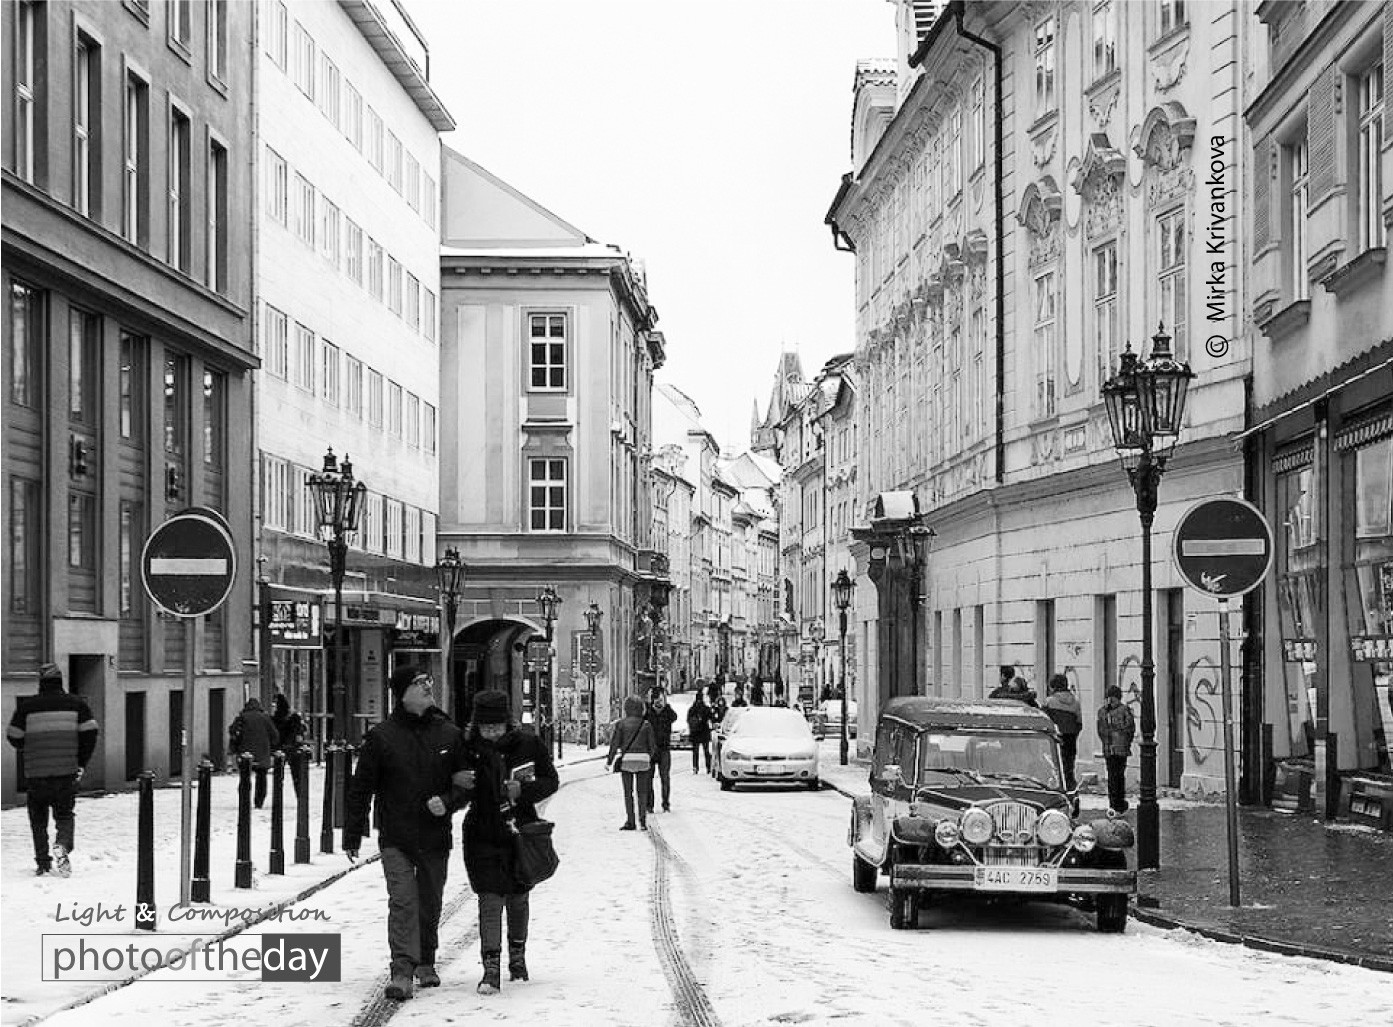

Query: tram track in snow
left=647, top=823, right=723, bottom=1027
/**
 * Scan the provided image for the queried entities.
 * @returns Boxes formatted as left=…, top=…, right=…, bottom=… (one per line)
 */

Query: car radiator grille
left=977, top=801, right=1043, bottom=866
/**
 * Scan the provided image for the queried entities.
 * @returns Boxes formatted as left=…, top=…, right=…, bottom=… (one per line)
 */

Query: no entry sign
left=141, top=507, right=238, bottom=617
left=1172, top=497, right=1274, bottom=598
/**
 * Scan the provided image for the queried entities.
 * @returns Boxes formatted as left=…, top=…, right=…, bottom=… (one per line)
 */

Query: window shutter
left=1307, top=67, right=1339, bottom=199
left=1385, top=4, right=1393, bottom=137
left=1253, top=136, right=1271, bottom=250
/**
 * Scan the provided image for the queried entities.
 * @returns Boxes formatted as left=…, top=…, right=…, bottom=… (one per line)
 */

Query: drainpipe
left=946, top=6, right=1005, bottom=483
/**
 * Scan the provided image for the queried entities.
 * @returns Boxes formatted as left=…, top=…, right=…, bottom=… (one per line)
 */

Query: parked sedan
left=814, top=698, right=858, bottom=740
left=716, top=706, right=821, bottom=791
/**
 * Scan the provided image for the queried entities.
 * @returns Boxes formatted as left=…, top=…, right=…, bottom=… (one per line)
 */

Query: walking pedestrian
left=453, top=689, right=558, bottom=995
left=1096, top=684, right=1137, bottom=814
left=606, top=695, right=656, bottom=830
left=228, top=697, right=279, bottom=809
left=6, top=662, right=99, bottom=877
left=1040, top=673, right=1083, bottom=789
left=730, top=684, right=748, bottom=708
left=270, top=692, right=307, bottom=798
left=645, top=688, right=678, bottom=813
left=343, top=668, right=467, bottom=1001
left=706, top=683, right=728, bottom=778
left=686, top=690, right=714, bottom=774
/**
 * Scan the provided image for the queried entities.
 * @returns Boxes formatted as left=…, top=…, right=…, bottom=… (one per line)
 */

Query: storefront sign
left=266, top=598, right=322, bottom=648
left=1350, top=636, right=1393, bottom=661
left=1283, top=639, right=1318, bottom=662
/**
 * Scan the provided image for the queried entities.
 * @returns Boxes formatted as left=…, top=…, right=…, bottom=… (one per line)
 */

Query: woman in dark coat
left=605, top=695, right=656, bottom=831
left=270, top=693, right=307, bottom=797
left=453, top=689, right=558, bottom=995
left=686, top=690, right=714, bottom=775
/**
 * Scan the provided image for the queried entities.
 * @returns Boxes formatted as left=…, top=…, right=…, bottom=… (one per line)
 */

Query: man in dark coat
left=453, top=689, right=558, bottom=995
left=270, top=692, right=307, bottom=798
left=6, top=662, right=99, bottom=876
left=1097, top=684, right=1137, bottom=814
left=228, top=697, right=280, bottom=809
left=989, top=664, right=1017, bottom=699
left=344, top=667, right=467, bottom=1001
left=645, top=688, right=678, bottom=813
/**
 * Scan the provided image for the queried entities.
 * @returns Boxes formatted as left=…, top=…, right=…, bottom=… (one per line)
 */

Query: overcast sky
left=408, top=0, right=897, bottom=454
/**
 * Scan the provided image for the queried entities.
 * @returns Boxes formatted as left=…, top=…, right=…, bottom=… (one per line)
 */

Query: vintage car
left=848, top=697, right=1136, bottom=932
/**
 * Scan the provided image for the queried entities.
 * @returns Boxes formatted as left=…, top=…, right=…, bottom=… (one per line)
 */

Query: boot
left=477, top=950, right=501, bottom=995
left=508, top=939, right=528, bottom=981
left=384, top=974, right=414, bottom=1001
left=415, top=964, right=440, bottom=988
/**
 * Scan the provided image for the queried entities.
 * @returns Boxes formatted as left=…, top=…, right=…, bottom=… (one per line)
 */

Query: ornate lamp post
left=583, top=601, right=603, bottom=749
left=434, top=547, right=466, bottom=719
left=536, top=585, right=561, bottom=759
left=649, top=553, right=672, bottom=692
left=1102, top=323, right=1195, bottom=871
left=307, top=448, right=366, bottom=746
left=808, top=619, right=825, bottom=708
left=832, top=569, right=855, bottom=766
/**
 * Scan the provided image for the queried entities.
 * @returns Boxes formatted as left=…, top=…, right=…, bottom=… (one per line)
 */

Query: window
left=1093, top=241, right=1119, bottom=386
left=1358, top=64, right=1385, bottom=252
left=294, top=323, right=314, bottom=391
left=14, top=1, right=39, bottom=183
left=529, top=459, right=566, bottom=531
left=1091, top=1, right=1117, bottom=80
left=367, top=239, right=384, bottom=300
left=1157, top=208, right=1187, bottom=358
left=69, top=308, right=99, bottom=426
left=361, top=492, right=381, bottom=554
left=423, top=172, right=437, bottom=228
left=388, top=257, right=402, bottom=315
left=265, top=0, right=287, bottom=68
left=948, top=109, right=962, bottom=196
left=119, top=500, right=143, bottom=615
left=344, top=82, right=362, bottom=149
left=294, top=173, right=314, bottom=245
left=207, top=140, right=227, bottom=291
left=319, top=55, right=339, bottom=127
left=387, top=380, right=402, bottom=436
left=320, top=340, right=339, bottom=406
left=73, top=34, right=99, bottom=217
left=262, top=455, right=288, bottom=530
left=529, top=314, right=567, bottom=389
left=1034, top=17, right=1055, bottom=116
left=167, top=107, right=190, bottom=268
left=1159, top=0, right=1186, bottom=36
left=264, top=304, right=288, bottom=379
left=405, top=272, right=419, bottom=330
left=344, top=218, right=363, bottom=283
left=202, top=369, right=224, bottom=468
left=367, top=369, right=383, bottom=427
left=8, top=477, right=41, bottom=613
left=293, top=22, right=314, bottom=99
left=119, top=332, right=145, bottom=441
left=387, top=132, right=402, bottom=191
left=405, top=506, right=421, bottom=563
left=385, top=500, right=402, bottom=558
left=207, top=0, right=227, bottom=80
left=9, top=281, right=43, bottom=408
left=266, top=146, right=287, bottom=224
left=405, top=152, right=420, bottom=210
left=345, top=354, right=363, bottom=419
left=423, top=402, right=436, bottom=454
left=320, top=198, right=340, bottom=266
left=1033, top=270, right=1057, bottom=418
left=423, top=288, right=436, bottom=342
left=68, top=492, right=98, bottom=569
left=163, top=353, right=189, bottom=460
left=1289, top=138, right=1309, bottom=300
left=367, top=106, right=384, bottom=171
left=970, top=77, right=985, bottom=169
left=405, top=392, right=419, bottom=447
left=124, top=72, right=150, bottom=244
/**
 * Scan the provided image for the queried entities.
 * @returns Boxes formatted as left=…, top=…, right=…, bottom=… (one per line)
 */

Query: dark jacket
left=686, top=700, right=714, bottom=744
left=459, top=725, right=558, bottom=895
left=1041, top=689, right=1083, bottom=736
left=646, top=703, right=678, bottom=752
left=229, top=700, right=280, bottom=769
left=1097, top=700, right=1136, bottom=756
left=607, top=715, right=656, bottom=765
left=272, top=706, right=306, bottom=752
left=6, top=681, right=99, bottom=779
left=343, top=706, right=467, bottom=856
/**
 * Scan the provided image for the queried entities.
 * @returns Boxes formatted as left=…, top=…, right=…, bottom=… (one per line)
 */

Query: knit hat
left=472, top=689, right=510, bottom=724
left=1105, top=683, right=1123, bottom=699
left=38, top=663, right=62, bottom=685
left=389, top=665, right=421, bottom=703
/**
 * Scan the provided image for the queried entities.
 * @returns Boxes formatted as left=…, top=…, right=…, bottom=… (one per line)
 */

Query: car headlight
left=1036, top=809, right=1072, bottom=847
left=934, top=818, right=961, bottom=848
left=960, top=807, right=994, bottom=845
left=1071, top=823, right=1097, bottom=852
left=725, top=749, right=748, bottom=761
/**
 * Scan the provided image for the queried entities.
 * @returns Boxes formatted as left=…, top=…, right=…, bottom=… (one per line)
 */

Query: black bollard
left=294, top=746, right=311, bottom=864
left=319, top=743, right=337, bottom=854
left=269, top=751, right=285, bottom=875
left=234, top=752, right=253, bottom=888
left=135, top=771, right=156, bottom=930
left=333, top=744, right=354, bottom=829
left=191, top=759, right=213, bottom=902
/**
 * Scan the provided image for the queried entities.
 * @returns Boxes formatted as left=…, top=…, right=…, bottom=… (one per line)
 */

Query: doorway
left=1165, top=589, right=1185, bottom=787
left=68, top=654, right=105, bottom=790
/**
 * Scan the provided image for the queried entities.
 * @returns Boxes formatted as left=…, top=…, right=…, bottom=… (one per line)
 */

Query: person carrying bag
left=605, top=695, right=656, bottom=831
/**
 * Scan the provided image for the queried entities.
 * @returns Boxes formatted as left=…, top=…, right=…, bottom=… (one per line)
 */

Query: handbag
left=512, top=818, right=560, bottom=888
left=619, top=752, right=651, bottom=773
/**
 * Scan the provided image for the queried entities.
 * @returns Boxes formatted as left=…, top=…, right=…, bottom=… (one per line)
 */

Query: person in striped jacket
left=6, top=662, right=99, bottom=877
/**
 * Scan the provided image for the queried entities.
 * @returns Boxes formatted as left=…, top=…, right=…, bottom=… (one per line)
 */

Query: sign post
left=141, top=508, right=238, bottom=908
left=1172, top=497, right=1274, bottom=908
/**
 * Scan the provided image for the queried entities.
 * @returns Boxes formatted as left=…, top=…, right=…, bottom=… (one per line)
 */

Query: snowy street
left=5, top=743, right=1390, bottom=1027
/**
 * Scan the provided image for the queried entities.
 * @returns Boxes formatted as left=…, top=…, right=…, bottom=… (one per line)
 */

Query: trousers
left=477, top=891, right=530, bottom=953
left=620, top=770, right=651, bottom=826
left=27, top=776, right=77, bottom=868
left=646, top=749, right=672, bottom=810
left=380, top=846, right=449, bottom=977
left=691, top=738, right=711, bottom=773
left=1104, top=754, right=1129, bottom=812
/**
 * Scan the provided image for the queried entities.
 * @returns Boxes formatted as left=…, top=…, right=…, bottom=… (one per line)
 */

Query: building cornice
left=337, top=0, right=456, bottom=131
left=1245, top=2, right=1375, bottom=127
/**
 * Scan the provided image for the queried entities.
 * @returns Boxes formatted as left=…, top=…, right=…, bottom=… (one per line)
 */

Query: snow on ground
left=5, top=743, right=1392, bottom=1027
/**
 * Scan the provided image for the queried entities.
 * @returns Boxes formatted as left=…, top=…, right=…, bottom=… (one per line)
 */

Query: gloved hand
left=426, top=795, right=446, bottom=816
left=504, top=779, right=522, bottom=802
left=74, top=767, right=85, bottom=784
left=452, top=768, right=476, bottom=790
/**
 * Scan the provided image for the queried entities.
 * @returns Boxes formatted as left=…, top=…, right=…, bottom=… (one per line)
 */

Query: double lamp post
left=308, top=448, right=366, bottom=749
left=435, top=547, right=466, bottom=714
left=536, top=585, right=561, bottom=759
left=832, top=568, right=855, bottom=766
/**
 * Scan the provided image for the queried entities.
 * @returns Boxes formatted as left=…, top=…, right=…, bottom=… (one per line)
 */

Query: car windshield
left=668, top=693, right=695, bottom=717
left=915, top=730, right=1061, bottom=789
left=729, top=708, right=813, bottom=740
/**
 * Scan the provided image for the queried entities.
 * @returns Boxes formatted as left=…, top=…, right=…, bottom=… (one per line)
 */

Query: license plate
left=973, top=866, right=1058, bottom=892
left=754, top=764, right=786, bottom=775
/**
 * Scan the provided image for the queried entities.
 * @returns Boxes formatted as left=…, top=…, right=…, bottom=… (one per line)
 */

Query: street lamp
left=832, top=569, right=855, bottom=766
left=536, top=585, right=561, bottom=759
left=434, top=547, right=466, bottom=719
left=583, top=601, right=603, bottom=749
left=307, top=448, right=366, bottom=747
left=1102, top=322, right=1195, bottom=871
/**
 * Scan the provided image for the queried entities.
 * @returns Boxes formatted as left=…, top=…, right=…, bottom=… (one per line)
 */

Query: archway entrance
left=450, top=618, right=541, bottom=726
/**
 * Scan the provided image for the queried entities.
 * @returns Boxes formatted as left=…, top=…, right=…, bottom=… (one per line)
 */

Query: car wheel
left=852, top=852, right=877, bottom=893
left=718, top=774, right=733, bottom=792
left=806, top=778, right=821, bottom=791
left=1096, top=894, right=1128, bottom=933
left=888, top=887, right=918, bottom=929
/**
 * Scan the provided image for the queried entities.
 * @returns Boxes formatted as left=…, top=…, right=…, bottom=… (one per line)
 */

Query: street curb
left=825, top=779, right=1392, bottom=974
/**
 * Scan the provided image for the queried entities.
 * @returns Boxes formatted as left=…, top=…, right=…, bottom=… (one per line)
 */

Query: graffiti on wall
left=1184, top=656, right=1221, bottom=765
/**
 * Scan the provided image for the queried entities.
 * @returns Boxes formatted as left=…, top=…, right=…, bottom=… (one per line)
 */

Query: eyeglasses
left=412, top=675, right=434, bottom=690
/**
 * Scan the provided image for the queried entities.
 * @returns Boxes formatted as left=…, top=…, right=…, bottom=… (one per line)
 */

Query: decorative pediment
left=1016, top=176, right=1063, bottom=233
left=1071, top=133, right=1127, bottom=196
left=961, top=229, right=989, bottom=261
left=1136, top=102, right=1196, bottom=168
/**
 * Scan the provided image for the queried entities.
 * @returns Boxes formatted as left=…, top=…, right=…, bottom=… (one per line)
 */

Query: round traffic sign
left=141, top=508, right=238, bottom=617
left=1172, top=497, right=1274, bottom=598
